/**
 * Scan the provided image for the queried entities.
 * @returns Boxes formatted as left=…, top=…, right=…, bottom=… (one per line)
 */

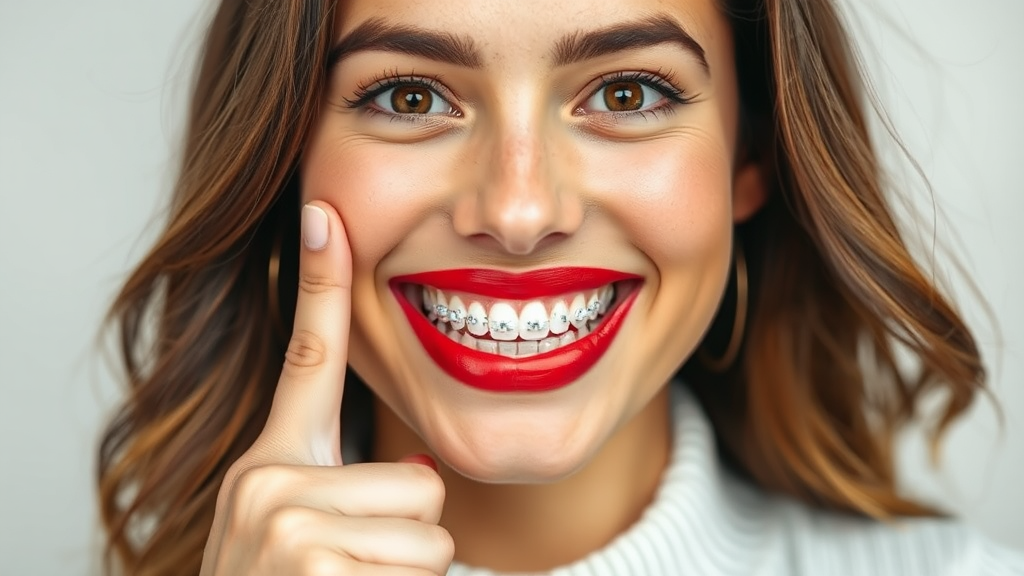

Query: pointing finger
left=262, top=201, right=352, bottom=465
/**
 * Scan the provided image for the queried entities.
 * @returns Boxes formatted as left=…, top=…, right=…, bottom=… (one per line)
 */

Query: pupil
left=392, top=87, right=432, bottom=114
left=604, top=81, right=643, bottom=111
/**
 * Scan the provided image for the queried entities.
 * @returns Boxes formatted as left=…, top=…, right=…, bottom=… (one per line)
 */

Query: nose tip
left=485, top=196, right=568, bottom=255
left=454, top=176, right=581, bottom=256
left=453, top=131, right=582, bottom=255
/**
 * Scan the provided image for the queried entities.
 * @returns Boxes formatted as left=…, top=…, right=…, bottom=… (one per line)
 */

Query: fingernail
left=400, top=453, right=438, bottom=472
left=302, top=204, right=328, bottom=251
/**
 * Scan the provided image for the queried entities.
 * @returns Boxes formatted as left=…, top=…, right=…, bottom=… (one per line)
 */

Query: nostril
left=453, top=184, right=580, bottom=256
left=462, top=230, right=571, bottom=257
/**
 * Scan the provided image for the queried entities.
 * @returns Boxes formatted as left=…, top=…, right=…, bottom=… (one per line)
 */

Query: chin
left=413, top=394, right=615, bottom=484
left=435, top=430, right=598, bottom=484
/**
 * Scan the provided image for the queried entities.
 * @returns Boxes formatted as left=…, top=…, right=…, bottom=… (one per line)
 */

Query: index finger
left=262, top=201, right=352, bottom=465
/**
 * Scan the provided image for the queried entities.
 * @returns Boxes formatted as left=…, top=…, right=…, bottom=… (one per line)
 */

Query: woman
left=97, top=0, right=1023, bottom=574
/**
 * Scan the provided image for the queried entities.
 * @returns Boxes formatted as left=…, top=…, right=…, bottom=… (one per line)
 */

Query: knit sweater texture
left=446, top=387, right=1024, bottom=575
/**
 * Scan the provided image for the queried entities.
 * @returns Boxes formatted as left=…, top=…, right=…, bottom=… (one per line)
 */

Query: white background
left=0, top=1, right=1021, bottom=574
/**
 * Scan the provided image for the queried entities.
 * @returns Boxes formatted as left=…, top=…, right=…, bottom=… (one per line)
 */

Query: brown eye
left=602, top=81, right=644, bottom=111
left=391, top=86, right=433, bottom=114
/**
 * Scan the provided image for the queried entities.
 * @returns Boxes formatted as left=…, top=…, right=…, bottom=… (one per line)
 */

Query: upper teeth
left=421, top=284, right=616, bottom=343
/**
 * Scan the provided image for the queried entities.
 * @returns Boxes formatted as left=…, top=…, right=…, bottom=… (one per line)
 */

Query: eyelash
left=343, top=69, right=694, bottom=122
left=344, top=71, right=459, bottom=121
left=582, top=70, right=694, bottom=120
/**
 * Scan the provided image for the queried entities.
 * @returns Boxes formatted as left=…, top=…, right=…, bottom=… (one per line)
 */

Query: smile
left=391, top=268, right=642, bottom=393
left=421, top=283, right=616, bottom=356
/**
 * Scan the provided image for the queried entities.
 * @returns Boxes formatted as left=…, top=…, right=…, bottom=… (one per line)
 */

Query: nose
left=452, top=116, right=583, bottom=255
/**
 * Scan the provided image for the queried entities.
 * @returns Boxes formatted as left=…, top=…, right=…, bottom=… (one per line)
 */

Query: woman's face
left=301, top=0, right=763, bottom=481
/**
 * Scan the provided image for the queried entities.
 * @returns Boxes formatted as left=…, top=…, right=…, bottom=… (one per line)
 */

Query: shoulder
left=773, top=499, right=1024, bottom=576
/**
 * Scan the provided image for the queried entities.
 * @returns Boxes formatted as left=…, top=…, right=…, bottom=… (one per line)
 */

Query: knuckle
left=284, top=330, right=329, bottom=371
left=411, top=465, right=446, bottom=504
left=225, top=465, right=292, bottom=537
left=231, top=464, right=296, bottom=509
left=263, top=505, right=316, bottom=552
left=298, top=271, right=343, bottom=296
left=254, top=538, right=341, bottom=576
left=427, top=525, right=456, bottom=563
left=299, top=550, right=345, bottom=576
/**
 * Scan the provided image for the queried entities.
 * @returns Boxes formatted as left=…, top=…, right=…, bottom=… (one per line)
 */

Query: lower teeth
left=437, top=318, right=596, bottom=357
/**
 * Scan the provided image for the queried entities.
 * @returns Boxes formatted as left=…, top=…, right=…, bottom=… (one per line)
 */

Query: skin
left=201, top=0, right=765, bottom=573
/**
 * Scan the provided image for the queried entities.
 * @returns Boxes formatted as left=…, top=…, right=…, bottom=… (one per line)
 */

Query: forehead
left=333, top=0, right=730, bottom=67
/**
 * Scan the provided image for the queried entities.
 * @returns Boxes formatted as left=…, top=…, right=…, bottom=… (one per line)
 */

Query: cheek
left=300, top=131, right=461, bottom=401
left=300, top=133, right=451, bottom=270
left=577, top=134, right=734, bottom=265
left=574, top=133, right=735, bottom=386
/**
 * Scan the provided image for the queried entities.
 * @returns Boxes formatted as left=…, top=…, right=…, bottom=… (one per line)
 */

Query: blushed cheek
left=577, top=137, right=734, bottom=266
left=301, top=137, right=452, bottom=270
left=299, top=133, right=459, bottom=390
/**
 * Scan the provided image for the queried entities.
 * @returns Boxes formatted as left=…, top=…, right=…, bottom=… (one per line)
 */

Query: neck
left=372, top=387, right=672, bottom=572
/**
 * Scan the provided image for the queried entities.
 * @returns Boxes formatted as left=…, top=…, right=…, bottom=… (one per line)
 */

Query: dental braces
left=433, top=300, right=602, bottom=327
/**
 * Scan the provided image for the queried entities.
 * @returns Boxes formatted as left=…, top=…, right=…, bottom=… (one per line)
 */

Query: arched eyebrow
left=328, top=15, right=709, bottom=75
left=328, top=17, right=483, bottom=68
left=554, top=15, right=708, bottom=74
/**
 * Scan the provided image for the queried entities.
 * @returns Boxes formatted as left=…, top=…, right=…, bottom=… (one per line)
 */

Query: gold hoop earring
left=267, top=228, right=285, bottom=340
left=699, top=244, right=748, bottom=372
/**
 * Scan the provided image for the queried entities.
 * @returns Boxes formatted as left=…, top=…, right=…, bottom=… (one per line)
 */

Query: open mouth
left=408, top=282, right=623, bottom=358
left=391, top=268, right=642, bottom=392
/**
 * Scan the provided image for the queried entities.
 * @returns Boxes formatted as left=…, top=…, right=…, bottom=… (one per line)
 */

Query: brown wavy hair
left=97, top=0, right=986, bottom=574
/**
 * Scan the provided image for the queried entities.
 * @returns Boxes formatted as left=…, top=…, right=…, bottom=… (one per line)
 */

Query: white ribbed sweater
left=446, top=388, right=1024, bottom=575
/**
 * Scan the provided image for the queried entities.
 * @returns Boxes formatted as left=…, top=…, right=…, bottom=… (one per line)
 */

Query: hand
left=199, top=202, right=454, bottom=576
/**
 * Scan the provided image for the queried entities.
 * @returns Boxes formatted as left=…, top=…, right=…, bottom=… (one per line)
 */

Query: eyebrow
left=328, top=17, right=484, bottom=68
left=327, top=14, right=709, bottom=75
left=553, top=15, right=709, bottom=74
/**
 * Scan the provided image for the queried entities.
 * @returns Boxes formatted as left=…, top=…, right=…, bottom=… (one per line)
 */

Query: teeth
left=518, top=341, right=539, bottom=357
left=488, top=303, right=519, bottom=341
left=539, top=337, right=560, bottom=353
left=519, top=301, right=549, bottom=340
left=586, top=293, right=600, bottom=320
left=577, top=321, right=591, bottom=338
left=424, top=287, right=437, bottom=321
left=466, top=301, right=489, bottom=337
left=448, top=296, right=466, bottom=330
left=549, top=300, right=569, bottom=335
left=435, top=291, right=449, bottom=323
left=570, top=294, right=588, bottom=329
left=598, top=285, right=614, bottom=314
left=420, top=282, right=624, bottom=358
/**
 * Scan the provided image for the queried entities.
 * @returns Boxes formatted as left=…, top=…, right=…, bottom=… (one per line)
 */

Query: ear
left=732, top=160, right=768, bottom=223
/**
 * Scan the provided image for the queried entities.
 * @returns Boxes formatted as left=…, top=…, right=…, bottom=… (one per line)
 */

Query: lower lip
left=393, top=286, right=639, bottom=393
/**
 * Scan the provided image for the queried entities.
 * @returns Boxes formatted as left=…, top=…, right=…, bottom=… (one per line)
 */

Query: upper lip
left=390, top=268, right=641, bottom=299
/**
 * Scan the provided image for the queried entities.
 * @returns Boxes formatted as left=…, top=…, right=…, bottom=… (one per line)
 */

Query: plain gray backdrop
left=1, top=1, right=1022, bottom=574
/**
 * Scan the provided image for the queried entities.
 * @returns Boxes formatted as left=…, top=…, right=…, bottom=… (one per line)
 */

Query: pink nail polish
left=302, top=204, right=329, bottom=250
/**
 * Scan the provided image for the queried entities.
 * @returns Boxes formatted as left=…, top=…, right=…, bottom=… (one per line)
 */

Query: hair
left=97, top=0, right=986, bottom=574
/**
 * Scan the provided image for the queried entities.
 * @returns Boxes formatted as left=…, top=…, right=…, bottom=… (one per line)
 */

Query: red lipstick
left=390, top=268, right=641, bottom=393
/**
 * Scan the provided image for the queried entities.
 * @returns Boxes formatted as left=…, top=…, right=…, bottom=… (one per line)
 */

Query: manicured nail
left=302, top=204, right=328, bottom=251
